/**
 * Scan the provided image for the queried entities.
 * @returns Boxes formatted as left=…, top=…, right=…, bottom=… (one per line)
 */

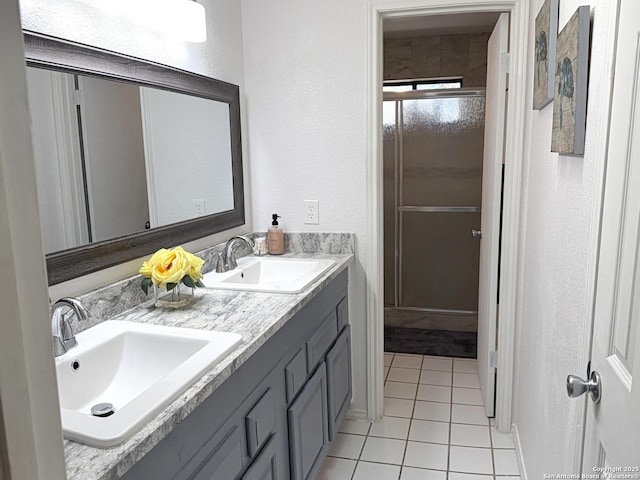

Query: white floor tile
left=419, top=370, right=452, bottom=387
left=452, top=387, right=484, bottom=406
left=353, top=461, right=401, bottom=480
left=449, top=473, right=493, bottom=480
left=450, top=423, right=491, bottom=448
left=384, top=353, right=394, bottom=367
left=338, top=419, right=371, bottom=436
left=494, top=449, right=520, bottom=475
left=327, top=433, right=366, bottom=459
left=388, top=367, right=421, bottom=383
left=360, top=436, right=406, bottom=465
left=416, top=384, right=452, bottom=403
left=401, top=466, right=447, bottom=480
left=392, top=354, right=423, bottom=369
left=412, top=400, right=451, bottom=422
left=453, top=372, right=481, bottom=389
left=384, top=397, right=415, bottom=418
left=449, top=445, right=493, bottom=474
left=384, top=366, right=390, bottom=380
left=422, top=356, right=453, bottom=372
left=491, top=426, right=516, bottom=449
left=403, top=441, right=448, bottom=471
left=408, top=419, right=450, bottom=444
left=369, top=416, right=411, bottom=440
left=316, top=457, right=357, bottom=480
left=453, top=359, right=478, bottom=374
left=385, top=381, right=418, bottom=400
left=451, top=404, right=489, bottom=426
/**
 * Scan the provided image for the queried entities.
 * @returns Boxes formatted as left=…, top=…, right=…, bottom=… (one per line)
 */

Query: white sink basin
left=55, top=320, right=241, bottom=447
left=202, top=257, right=336, bottom=293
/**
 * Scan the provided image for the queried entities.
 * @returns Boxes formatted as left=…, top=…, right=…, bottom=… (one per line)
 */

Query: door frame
left=365, top=0, right=530, bottom=432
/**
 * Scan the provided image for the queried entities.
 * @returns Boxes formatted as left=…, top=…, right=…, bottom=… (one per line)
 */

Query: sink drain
left=91, top=403, right=115, bottom=417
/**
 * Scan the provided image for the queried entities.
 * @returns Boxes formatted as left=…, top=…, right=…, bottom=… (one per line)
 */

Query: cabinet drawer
left=285, top=348, right=307, bottom=404
left=246, top=389, right=276, bottom=458
left=336, top=297, right=348, bottom=332
left=306, top=311, right=338, bottom=372
left=242, top=436, right=279, bottom=480
left=190, top=427, right=243, bottom=480
left=326, top=325, right=352, bottom=441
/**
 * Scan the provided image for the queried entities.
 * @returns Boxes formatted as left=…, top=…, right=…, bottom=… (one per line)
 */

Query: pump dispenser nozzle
left=272, top=214, right=281, bottom=226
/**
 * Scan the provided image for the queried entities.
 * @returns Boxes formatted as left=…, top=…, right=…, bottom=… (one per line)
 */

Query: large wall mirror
left=24, top=32, right=245, bottom=285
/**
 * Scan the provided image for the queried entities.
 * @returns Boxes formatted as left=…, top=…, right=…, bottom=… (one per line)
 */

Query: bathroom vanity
left=62, top=253, right=353, bottom=480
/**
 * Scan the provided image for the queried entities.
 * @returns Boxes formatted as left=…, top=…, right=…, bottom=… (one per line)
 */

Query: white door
left=79, top=76, right=150, bottom=242
left=477, top=12, right=509, bottom=418
left=580, top=0, right=640, bottom=467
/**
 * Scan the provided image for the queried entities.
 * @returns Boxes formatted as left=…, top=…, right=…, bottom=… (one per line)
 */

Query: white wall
left=241, top=0, right=370, bottom=416
left=512, top=0, right=615, bottom=474
left=21, top=0, right=251, bottom=298
left=141, top=88, right=234, bottom=226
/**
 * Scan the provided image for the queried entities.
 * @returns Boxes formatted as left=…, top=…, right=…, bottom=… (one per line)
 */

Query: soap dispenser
left=268, top=214, right=284, bottom=255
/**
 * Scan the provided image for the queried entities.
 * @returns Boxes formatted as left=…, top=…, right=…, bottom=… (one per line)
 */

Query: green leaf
left=195, top=280, right=205, bottom=288
left=166, top=282, right=177, bottom=291
left=182, top=275, right=196, bottom=288
left=141, top=277, right=153, bottom=295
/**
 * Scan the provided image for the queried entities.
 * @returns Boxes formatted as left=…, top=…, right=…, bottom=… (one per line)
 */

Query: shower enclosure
left=383, top=89, right=486, bottom=336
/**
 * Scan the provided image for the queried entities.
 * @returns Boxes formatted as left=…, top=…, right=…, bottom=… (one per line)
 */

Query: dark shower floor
left=384, top=326, right=477, bottom=359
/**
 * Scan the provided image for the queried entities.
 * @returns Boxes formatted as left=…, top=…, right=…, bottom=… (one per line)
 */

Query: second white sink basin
left=56, top=320, right=241, bottom=447
left=202, top=256, right=336, bottom=293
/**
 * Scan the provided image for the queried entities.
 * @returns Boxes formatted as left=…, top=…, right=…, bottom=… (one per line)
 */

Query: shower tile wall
left=384, top=33, right=490, bottom=86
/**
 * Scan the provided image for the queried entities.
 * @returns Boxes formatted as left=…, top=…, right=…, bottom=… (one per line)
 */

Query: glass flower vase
left=154, top=283, right=195, bottom=309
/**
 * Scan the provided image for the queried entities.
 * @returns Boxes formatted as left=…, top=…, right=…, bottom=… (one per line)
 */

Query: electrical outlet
left=304, top=200, right=319, bottom=225
left=193, top=199, right=206, bottom=217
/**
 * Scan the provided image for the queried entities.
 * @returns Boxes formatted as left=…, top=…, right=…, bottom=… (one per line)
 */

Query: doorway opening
left=382, top=14, right=499, bottom=360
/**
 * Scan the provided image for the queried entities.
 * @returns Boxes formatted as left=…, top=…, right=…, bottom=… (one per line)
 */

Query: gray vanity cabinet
left=121, top=269, right=350, bottom=480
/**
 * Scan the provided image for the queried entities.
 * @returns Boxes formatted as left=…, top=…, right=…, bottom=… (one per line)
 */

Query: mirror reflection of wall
left=26, top=67, right=235, bottom=255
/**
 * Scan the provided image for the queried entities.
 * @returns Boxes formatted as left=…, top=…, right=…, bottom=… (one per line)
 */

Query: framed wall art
left=533, top=0, right=559, bottom=109
left=551, top=5, right=590, bottom=155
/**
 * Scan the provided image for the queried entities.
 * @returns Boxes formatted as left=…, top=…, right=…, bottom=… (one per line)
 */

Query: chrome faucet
left=213, top=235, right=255, bottom=272
left=51, top=297, right=89, bottom=357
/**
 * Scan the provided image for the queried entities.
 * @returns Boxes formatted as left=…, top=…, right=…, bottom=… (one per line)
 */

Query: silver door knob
left=471, top=229, right=482, bottom=238
left=566, top=370, right=601, bottom=404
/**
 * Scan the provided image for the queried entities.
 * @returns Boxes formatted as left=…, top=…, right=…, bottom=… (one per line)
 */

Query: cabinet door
left=288, top=363, right=329, bottom=480
left=326, top=325, right=352, bottom=441
left=242, top=436, right=279, bottom=480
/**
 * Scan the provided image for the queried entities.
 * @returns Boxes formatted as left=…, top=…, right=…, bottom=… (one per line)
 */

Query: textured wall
left=384, top=33, right=491, bottom=86
left=241, top=0, right=369, bottom=416
left=19, top=0, right=245, bottom=85
left=512, top=0, right=613, bottom=475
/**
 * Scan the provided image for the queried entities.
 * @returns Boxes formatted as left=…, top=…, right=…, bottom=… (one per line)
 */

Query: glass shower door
left=385, top=91, right=486, bottom=314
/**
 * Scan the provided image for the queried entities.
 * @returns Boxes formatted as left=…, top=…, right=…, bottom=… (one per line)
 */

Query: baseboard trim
left=345, top=407, right=370, bottom=422
left=512, top=423, right=528, bottom=480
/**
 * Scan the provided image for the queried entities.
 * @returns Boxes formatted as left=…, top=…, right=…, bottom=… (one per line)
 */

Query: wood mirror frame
left=24, top=32, right=245, bottom=285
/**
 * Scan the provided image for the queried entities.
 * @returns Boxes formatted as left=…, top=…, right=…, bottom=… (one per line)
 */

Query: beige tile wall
left=384, top=33, right=491, bottom=87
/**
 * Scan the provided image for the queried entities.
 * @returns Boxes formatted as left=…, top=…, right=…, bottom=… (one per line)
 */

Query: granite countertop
left=63, top=252, right=353, bottom=480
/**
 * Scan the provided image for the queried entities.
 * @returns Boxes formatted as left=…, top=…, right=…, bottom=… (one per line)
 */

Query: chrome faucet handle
left=51, top=297, right=89, bottom=357
left=212, top=252, right=225, bottom=273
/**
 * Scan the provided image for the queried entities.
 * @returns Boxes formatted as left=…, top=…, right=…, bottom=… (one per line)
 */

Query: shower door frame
left=384, top=88, right=486, bottom=316
left=366, top=0, right=531, bottom=437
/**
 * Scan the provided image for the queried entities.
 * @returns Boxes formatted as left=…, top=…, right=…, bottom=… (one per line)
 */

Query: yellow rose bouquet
left=139, top=246, right=205, bottom=295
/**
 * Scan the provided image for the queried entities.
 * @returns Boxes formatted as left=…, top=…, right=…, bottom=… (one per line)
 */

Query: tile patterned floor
left=317, top=353, right=521, bottom=480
